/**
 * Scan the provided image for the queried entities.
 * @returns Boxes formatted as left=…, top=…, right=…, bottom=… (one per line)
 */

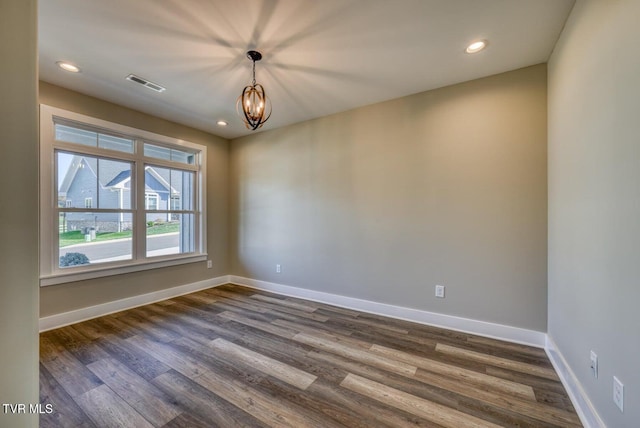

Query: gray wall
left=0, top=0, right=39, bottom=426
left=39, top=82, right=230, bottom=317
left=548, top=1, right=640, bottom=426
left=231, top=65, right=548, bottom=331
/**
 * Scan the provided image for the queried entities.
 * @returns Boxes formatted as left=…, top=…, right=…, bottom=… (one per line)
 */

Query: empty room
left=1, top=0, right=638, bottom=427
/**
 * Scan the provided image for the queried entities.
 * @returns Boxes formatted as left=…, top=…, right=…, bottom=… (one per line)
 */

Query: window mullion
left=134, top=141, right=147, bottom=261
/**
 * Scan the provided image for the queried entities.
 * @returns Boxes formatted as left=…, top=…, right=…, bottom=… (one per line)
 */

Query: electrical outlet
left=276, top=264, right=281, bottom=273
left=590, top=351, right=598, bottom=378
left=206, top=260, right=212, bottom=269
left=435, top=285, right=445, bottom=298
left=613, top=376, right=624, bottom=412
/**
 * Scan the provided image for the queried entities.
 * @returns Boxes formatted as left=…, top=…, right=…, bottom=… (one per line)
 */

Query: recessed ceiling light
left=465, top=40, right=487, bottom=54
left=216, top=120, right=228, bottom=126
left=56, top=61, right=80, bottom=73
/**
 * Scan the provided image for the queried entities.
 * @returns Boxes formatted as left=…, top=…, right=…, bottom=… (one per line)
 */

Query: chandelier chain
left=252, top=60, right=256, bottom=86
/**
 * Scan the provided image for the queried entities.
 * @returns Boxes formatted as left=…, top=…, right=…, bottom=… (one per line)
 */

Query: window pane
left=144, top=143, right=171, bottom=161
left=144, top=165, right=170, bottom=210
left=55, top=124, right=97, bottom=147
left=145, top=166, right=194, bottom=211
left=170, top=169, right=194, bottom=210
left=58, top=212, right=133, bottom=267
left=146, top=214, right=194, bottom=257
left=99, top=158, right=133, bottom=209
left=144, top=143, right=195, bottom=165
left=57, top=152, right=98, bottom=209
left=170, top=149, right=195, bottom=164
left=98, top=134, right=134, bottom=153
left=145, top=193, right=159, bottom=210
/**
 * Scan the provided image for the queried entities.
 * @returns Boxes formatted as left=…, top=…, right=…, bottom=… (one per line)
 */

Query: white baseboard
left=545, top=336, right=605, bottom=428
left=229, top=275, right=546, bottom=348
left=39, top=275, right=230, bottom=332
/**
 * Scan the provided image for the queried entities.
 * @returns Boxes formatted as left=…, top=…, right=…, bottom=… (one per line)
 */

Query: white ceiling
left=39, top=0, right=575, bottom=139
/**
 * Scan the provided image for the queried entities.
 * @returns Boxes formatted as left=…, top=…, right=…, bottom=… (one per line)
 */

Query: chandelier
left=236, top=50, right=272, bottom=130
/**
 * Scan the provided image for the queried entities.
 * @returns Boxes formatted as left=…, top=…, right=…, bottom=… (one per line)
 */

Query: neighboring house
left=59, top=155, right=180, bottom=232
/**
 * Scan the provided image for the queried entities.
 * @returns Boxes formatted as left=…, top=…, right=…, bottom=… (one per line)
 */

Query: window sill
left=40, top=254, right=207, bottom=286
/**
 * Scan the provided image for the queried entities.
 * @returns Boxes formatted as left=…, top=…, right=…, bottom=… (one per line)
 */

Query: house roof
left=59, top=155, right=178, bottom=195
left=105, top=170, right=131, bottom=187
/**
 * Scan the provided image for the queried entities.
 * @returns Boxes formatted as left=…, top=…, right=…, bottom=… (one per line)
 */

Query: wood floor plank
left=307, top=378, right=438, bottom=428
left=48, top=327, right=111, bottom=365
left=283, top=296, right=320, bottom=310
left=414, top=369, right=582, bottom=427
left=327, top=311, right=410, bottom=335
left=270, top=312, right=356, bottom=336
left=466, top=336, right=549, bottom=358
left=349, top=326, right=440, bottom=356
left=370, top=343, right=536, bottom=400
left=341, top=373, right=502, bottom=428
left=146, top=302, right=227, bottom=335
left=74, top=384, right=154, bottom=428
left=160, top=413, right=214, bottom=428
left=246, top=295, right=330, bottom=322
left=251, top=376, right=379, bottom=428
left=293, top=332, right=417, bottom=376
left=40, top=334, right=66, bottom=362
left=91, top=315, right=142, bottom=338
left=166, top=300, right=225, bottom=324
left=178, top=292, right=217, bottom=305
left=312, top=304, right=362, bottom=318
left=485, top=366, right=570, bottom=396
left=97, top=334, right=171, bottom=381
left=307, top=350, right=461, bottom=410
left=272, top=318, right=369, bottom=349
left=265, top=305, right=330, bottom=322
left=436, top=343, right=559, bottom=380
left=202, top=289, right=270, bottom=313
left=219, top=310, right=298, bottom=339
left=208, top=338, right=317, bottom=390
left=250, top=293, right=317, bottom=313
left=86, top=358, right=181, bottom=426
left=534, top=388, right=576, bottom=412
left=139, top=310, right=217, bottom=346
left=455, top=395, right=559, bottom=428
left=71, top=319, right=118, bottom=340
left=153, top=371, right=266, bottom=427
left=255, top=305, right=331, bottom=326
left=226, top=325, right=344, bottom=382
left=39, top=363, right=95, bottom=428
left=40, top=349, right=103, bottom=397
left=117, top=311, right=181, bottom=343
left=194, top=369, right=336, bottom=428
left=126, top=335, right=210, bottom=378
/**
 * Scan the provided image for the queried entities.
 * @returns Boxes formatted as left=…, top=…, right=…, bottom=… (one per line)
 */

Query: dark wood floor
left=40, top=284, right=581, bottom=427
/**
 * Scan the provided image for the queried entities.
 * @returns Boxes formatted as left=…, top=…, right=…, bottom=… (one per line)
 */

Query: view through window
left=40, top=105, right=206, bottom=284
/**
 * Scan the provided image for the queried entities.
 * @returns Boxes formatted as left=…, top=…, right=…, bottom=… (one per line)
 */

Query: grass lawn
left=60, top=222, right=180, bottom=247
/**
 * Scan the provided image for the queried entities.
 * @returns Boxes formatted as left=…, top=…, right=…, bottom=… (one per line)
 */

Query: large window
left=40, top=105, right=207, bottom=285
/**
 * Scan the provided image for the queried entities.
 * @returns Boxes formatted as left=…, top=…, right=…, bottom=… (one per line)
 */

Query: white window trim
left=84, top=197, right=93, bottom=209
left=145, top=192, right=159, bottom=210
left=170, top=194, right=181, bottom=210
left=40, top=104, right=207, bottom=286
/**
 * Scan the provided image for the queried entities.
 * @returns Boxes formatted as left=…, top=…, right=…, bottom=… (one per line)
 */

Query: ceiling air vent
left=125, top=74, right=166, bottom=93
